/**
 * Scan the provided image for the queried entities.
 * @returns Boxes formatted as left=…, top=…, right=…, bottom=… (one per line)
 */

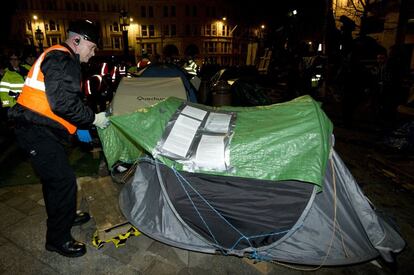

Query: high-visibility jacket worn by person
left=0, top=67, right=28, bottom=107
left=14, top=44, right=95, bottom=134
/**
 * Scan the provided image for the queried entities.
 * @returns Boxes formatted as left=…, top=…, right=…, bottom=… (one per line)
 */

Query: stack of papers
left=158, top=104, right=235, bottom=171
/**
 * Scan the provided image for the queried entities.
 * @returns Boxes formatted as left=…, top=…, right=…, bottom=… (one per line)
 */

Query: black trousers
left=15, top=124, right=76, bottom=245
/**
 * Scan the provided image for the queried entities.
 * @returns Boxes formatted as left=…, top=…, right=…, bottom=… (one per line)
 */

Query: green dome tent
left=98, top=95, right=404, bottom=265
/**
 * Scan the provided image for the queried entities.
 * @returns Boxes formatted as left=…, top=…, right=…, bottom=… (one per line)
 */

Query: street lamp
left=259, top=24, right=265, bottom=39
left=119, top=9, right=130, bottom=59
left=35, top=26, right=44, bottom=53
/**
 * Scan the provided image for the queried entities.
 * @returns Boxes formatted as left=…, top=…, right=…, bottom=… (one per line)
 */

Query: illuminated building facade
left=10, top=0, right=260, bottom=65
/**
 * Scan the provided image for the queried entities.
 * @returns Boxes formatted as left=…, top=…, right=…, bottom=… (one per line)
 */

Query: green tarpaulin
left=99, top=95, right=333, bottom=188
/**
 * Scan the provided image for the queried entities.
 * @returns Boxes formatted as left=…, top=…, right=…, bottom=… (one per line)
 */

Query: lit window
left=143, top=43, right=155, bottom=55
left=142, top=25, right=148, bottom=37
left=212, top=24, right=217, bottom=36
left=26, top=21, right=32, bottom=31
left=222, top=25, right=227, bottom=36
left=222, top=42, right=227, bottom=53
left=163, top=25, right=170, bottom=36
left=206, top=25, right=211, bottom=36
left=113, top=37, right=121, bottom=49
left=113, top=23, right=119, bottom=32
left=149, top=25, right=155, bottom=37
left=49, top=21, right=56, bottom=31
left=205, top=42, right=216, bottom=53
left=49, top=36, right=60, bottom=46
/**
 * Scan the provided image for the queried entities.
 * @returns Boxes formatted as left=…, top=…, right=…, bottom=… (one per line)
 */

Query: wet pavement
left=0, top=98, right=413, bottom=274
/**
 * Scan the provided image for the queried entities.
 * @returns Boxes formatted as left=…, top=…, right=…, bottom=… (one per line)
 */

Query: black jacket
left=8, top=43, right=95, bottom=139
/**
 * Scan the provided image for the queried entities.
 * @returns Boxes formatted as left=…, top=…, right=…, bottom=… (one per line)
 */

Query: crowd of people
left=273, top=38, right=410, bottom=132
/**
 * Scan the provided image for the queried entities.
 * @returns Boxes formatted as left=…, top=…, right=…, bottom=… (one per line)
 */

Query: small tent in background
left=99, top=95, right=405, bottom=266
left=138, top=63, right=198, bottom=102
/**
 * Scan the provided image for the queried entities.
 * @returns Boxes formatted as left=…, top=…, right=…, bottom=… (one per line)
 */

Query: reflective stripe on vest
left=100, top=63, right=108, bottom=76
left=137, top=60, right=151, bottom=68
left=86, top=75, right=102, bottom=95
left=17, top=45, right=77, bottom=134
left=111, top=66, right=117, bottom=82
left=119, top=66, right=126, bottom=75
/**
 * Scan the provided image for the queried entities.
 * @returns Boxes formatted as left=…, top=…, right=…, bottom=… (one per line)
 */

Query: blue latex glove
left=76, top=130, right=92, bottom=143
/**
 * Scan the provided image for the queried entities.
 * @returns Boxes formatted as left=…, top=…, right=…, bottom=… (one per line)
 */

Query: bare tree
left=333, top=0, right=396, bottom=36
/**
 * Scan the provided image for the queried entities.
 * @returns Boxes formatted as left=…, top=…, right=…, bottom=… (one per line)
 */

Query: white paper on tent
left=156, top=103, right=236, bottom=172
left=162, top=115, right=201, bottom=158
left=181, top=105, right=207, bottom=121
left=195, top=135, right=226, bottom=170
left=204, top=112, right=232, bottom=133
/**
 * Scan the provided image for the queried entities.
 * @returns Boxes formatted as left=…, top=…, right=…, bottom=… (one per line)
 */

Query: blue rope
left=172, top=168, right=255, bottom=248
left=140, top=157, right=227, bottom=253
left=137, top=157, right=304, bottom=258
left=230, top=229, right=292, bottom=250
left=174, top=168, right=223, bottom=249
left=249, top=250, right=274, bottom=262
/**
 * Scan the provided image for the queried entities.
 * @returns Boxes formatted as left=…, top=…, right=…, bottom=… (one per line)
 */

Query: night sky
left=230, top=0, right=325, bottom=25
left=1, top=2, right=17, bottom=42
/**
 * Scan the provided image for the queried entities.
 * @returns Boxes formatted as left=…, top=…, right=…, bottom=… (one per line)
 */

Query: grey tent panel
left=159, top=165, right=314, bottom=250
left=119, top=160, right=217, bottom=253
left=119, top=150, right=405, bottom=265
left=260, top=151, right=405, bottom=265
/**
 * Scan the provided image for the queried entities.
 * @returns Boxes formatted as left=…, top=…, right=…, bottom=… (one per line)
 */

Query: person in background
left=369, top=49, right=393, bottom=129
left=182, top=55, right=199, bottom=78
left=0, top=52, right=29, bottom=123
left=22, top=51, right=36, bottom=70
left=8, top=19, right=110, bottom=258
left=137, top=52, right=151, bottom=70
left=84, top=62, right=113, bottom=112
left=128, top=53, right=152, bottom=75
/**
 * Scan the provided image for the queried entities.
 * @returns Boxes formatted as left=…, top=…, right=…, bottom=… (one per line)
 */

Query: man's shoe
left=73, top=212, right=91, bottom=226
left=45, top=240, right=86, bottom=257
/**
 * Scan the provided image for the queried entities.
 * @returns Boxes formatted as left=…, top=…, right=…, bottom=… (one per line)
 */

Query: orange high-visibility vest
left=17, top=45, right=77, bottom=134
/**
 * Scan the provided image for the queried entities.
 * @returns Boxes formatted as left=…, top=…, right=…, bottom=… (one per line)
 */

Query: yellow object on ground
left=92, top=226, right=141, bottom=249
